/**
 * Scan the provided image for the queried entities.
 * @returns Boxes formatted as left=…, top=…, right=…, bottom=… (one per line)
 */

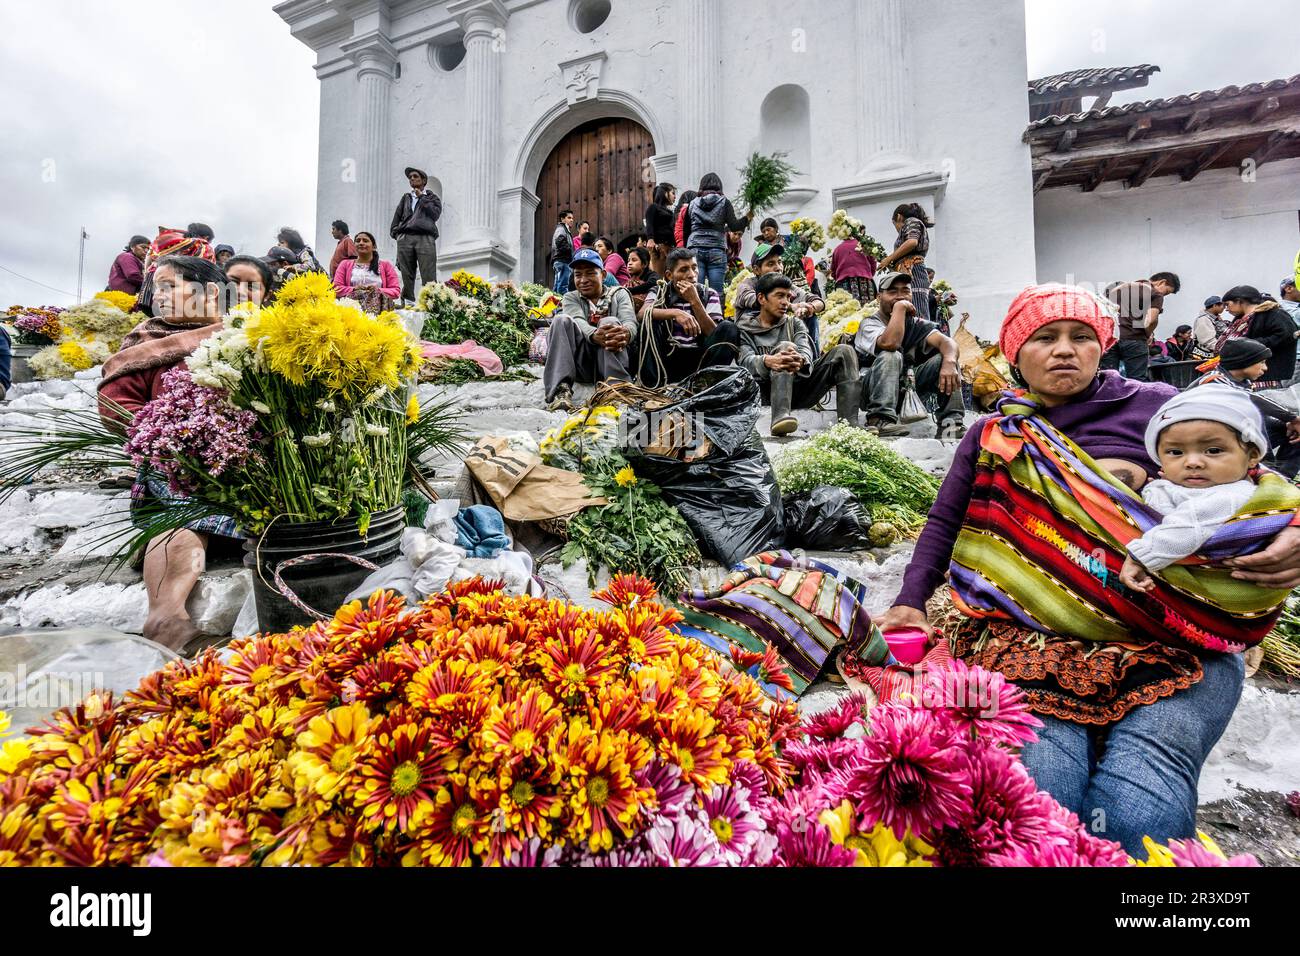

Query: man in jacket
left=390, top=166, right=442, bottom=304
left=737, top=272, right=859, bottom=437
left=545, top=249, right=638, bottom=411
left=551, top=209, right=576, bottom=294
left=1191, top=295, right=1227, bottom=358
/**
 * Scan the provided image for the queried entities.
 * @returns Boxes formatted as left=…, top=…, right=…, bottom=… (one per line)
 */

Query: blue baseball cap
left=1203, top=295, right=1222, bottom=308
left=1282, top=277, right=1297, bottom=293
left=572, top=248, right=604, bottom=269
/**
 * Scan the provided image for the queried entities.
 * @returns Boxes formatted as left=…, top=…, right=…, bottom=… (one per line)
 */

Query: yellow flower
left=819, top=801, right=933, bottom=867
left=57, top=340, right=93, bottom=371
left=614, top=467, right=637, bottom=488
left=406, top=393, right=421, bottom=425
left=1133, top=835, right=1176, bottom=867
left=93, top=290, right=136, bottom=313
left=273, top=271, right=336, bottom=309
left=0, top=709, right=9, bottom=739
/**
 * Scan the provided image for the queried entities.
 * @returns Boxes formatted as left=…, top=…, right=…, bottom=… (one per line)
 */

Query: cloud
left=1025, top=0, right=1297, bottom=102
left=0, top=0, right=318, bottom=305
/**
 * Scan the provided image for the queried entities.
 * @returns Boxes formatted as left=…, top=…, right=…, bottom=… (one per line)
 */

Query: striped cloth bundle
left=674, top=551, right=889, bottom=698
left=950, top=393, right=1300, bottom=654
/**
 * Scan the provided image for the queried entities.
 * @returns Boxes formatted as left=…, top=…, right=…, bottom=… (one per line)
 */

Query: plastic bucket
left=243, top=507, right=405, bottom=633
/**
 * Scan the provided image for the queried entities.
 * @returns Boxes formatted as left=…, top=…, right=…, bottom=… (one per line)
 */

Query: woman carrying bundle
left=877, top=202, right=934, bottom=322
left=876, top=284, right=1300, bottom=853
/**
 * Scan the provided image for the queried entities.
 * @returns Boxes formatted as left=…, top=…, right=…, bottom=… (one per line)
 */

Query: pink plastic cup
left=881, top=627, right=931, bottom=665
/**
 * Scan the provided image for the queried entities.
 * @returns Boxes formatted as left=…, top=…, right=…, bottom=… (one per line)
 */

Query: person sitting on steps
left=737, top=272, right=860, bottom=437
left=544, top=248, right=638, bottom=411
left=854, top=270, right=964, bottom=438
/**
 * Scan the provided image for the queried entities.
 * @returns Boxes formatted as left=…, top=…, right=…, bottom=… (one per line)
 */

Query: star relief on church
left=559, top=51, right=608, bottom=105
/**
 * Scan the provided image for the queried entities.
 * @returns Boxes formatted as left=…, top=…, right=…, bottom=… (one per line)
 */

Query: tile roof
left=1028, top=65, right=1160, bottom=98
left=1027, top=74, right=1300, bottom=129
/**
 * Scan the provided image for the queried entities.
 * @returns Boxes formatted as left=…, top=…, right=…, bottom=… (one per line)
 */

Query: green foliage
left=737, top=151, right=798, bottom=216
left=559, top=453, right=701, bottom=593
left=419, top=283, right=534, bottom=369
left=423, top=358, right=486, bottom=385
left=773, top=421, right=941, bottom=532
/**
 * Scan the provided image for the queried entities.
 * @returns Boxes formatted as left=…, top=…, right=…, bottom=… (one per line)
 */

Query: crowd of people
left=545, top=176, right=963, bottom=440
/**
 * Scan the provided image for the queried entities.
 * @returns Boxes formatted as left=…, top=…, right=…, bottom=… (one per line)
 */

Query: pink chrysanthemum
left=989, top=804, right=1128, bottom=867
left=931, top=743, right=1054, bottom=865
left=920, top=661, right=1042, bottom=748
left=773, top=819, right=856, bottom=868
left=849, top=704, right=971, bottom=837
left=803, top=693, right=868, bottom=740
left=1167, top=837, right=1259, bottom=868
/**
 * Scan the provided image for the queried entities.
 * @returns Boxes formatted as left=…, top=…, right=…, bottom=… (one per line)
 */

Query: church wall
left=1034, top=158, right=1300, bottom=335
left=300, top=0, right=1040, bottom=333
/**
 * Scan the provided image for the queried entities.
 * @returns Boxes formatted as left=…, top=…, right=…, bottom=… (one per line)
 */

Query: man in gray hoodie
left=737, top=273, right=860, bottom=436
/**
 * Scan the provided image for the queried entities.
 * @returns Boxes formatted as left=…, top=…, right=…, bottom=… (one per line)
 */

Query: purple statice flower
left=700, top=783, right=765, bottom=865
left=643, top=812, right=722, bottom=867
left=635, top=758, right=696, bottom=815
left=125, top=366, right=263, bottom=494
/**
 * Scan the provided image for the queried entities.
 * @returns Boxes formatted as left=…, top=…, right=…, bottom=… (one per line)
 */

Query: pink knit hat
left=999, top=283, right=1117, bottom=364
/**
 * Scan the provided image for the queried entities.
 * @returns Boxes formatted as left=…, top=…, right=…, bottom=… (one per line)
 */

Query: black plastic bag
left=782, top=486, right=872, bottom=551
left=629, top=367, right=785, bottom=566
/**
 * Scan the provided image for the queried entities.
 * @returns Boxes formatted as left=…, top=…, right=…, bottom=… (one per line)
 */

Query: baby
left=1120, top=385, right=1270, bottom=592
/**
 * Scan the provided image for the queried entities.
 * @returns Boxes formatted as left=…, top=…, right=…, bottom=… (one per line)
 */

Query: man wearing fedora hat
left=390, top=165, right=443, bottom=304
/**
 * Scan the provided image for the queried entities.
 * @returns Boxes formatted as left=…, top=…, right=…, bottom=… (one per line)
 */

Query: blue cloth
left=453, top=505, right=510, bottom=558
left=0, top=325, right=12, bottom=392
left=1019, top=651, right=1245, bottom=854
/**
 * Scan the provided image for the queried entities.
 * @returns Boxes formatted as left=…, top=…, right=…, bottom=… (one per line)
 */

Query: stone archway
left=531, top=116, right=656, bottom=282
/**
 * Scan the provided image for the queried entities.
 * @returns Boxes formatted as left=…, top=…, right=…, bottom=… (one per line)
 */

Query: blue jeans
left=552, top=260, right=572, bottom=294
left=693, top=246, right=729, bottom=300
left=1019, top=651, right=1244, bottom=854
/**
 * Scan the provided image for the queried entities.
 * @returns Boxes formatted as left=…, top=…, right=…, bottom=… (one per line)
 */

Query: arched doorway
left=533, top=117, right=656, bottom=282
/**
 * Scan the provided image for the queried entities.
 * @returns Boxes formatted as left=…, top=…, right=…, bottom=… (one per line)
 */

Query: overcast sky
left=1, top=0, right=1296, bottom=306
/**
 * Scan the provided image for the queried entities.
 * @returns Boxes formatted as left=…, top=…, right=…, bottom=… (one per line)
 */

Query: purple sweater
left=895, top=371, right=1177, bottom=610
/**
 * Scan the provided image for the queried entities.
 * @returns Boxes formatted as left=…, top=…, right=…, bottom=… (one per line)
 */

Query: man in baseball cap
left=1279, top=276, right=1300, bottom=326
left=729, top=241, right=825, bottom=333
left=1191, top=295, right=1227, bottom=358
left=853, top=269, right=963, bottom=438
left=543, top=247, right=638, bottom=411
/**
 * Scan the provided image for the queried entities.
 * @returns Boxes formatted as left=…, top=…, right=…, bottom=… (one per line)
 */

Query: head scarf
left=999, top=283, right=1117, bottom=365
left=144, top=226, right=215, bottom=275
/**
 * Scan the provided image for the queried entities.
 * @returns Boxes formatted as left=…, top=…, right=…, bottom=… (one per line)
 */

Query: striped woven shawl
left=674, top=551, right=889, bottom=698
left=950, top=393, right=1300, bottom=654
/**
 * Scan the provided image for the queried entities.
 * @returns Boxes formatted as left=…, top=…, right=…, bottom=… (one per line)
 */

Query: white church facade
left=276, top=0, right=1299, bottom=339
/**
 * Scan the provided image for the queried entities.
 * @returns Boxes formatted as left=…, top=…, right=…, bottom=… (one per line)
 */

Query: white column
left=342, top=35, right=397, bottom=257
left=856, top=0, right=916, bottom=173
left=452, top=0, right=509, bottom=241
left=678, top=0, right=723, bottom=190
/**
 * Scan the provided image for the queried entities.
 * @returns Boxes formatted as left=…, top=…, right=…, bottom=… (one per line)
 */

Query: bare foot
left=143, top=612, right=202, bottom=652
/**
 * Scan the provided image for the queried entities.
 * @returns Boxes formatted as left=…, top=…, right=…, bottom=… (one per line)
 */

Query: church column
left=342, top=34, right=398, bottom=258
left=677, top=0, right=723, bottom=190
left=855, top=0, right=916, bottom=172
left=451, top=0, right=510, bottom=241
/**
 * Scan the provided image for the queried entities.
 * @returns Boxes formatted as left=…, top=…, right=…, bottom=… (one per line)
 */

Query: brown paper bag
left=465, top=436, right=606, bottom=522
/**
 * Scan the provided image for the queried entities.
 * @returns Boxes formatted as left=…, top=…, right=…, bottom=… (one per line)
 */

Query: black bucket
left=243, top=507, right=406, bottom=633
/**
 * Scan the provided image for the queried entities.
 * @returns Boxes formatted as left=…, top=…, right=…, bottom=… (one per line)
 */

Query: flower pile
left=774, top=420, right=941, bottom=533
left=94, top=290, right=138, bottom=314
left=818, top=289, right=868, bottom=353
left=0, top=581, right=1254, bottom=867
left=59, top=297, right=139, bottom=351
left=28, top=339, right=111, bottom=379
left=788, top=217, right=827, bottom=254
left=7, top=305, right=65, bottom=345
left=0, top=578, right=797, bottom=866
left=417, top=275, right=534, bottom=369
left=723, top=268, right=754, bottom=319
left=828, top=209, right=887, bottom=262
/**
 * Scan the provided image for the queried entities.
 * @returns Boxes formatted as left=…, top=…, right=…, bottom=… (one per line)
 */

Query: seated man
left=732, top=242, right=826, bottom=347
left=738, top=273, right=859, bottom=437
left=637, top=247, right=740, bottom=388
left=853, top=270, right=963, bottom=438
left=544, top=248, right=637, bottom=411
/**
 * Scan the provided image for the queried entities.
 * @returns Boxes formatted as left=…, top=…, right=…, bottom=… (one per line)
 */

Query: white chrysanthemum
left=302, top=434, right=333, bottom=448
left=250, top=400, right=271, bottom=415
left=363, top=423, right=389, bottom=437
